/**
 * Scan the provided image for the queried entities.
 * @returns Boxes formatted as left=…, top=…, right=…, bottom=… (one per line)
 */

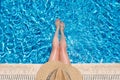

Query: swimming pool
left=0, top=0, right=120, bottom=63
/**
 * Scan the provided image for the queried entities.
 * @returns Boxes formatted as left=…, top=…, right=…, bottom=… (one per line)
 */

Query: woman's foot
left=60, top=21, right=65, bottom=32
left=55, top=19, right=60, bottom=30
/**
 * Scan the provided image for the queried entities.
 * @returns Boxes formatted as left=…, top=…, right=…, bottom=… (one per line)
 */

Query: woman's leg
left=49, top=19, right=60, bottom=61
left=59, top=22, right=70, bottom=64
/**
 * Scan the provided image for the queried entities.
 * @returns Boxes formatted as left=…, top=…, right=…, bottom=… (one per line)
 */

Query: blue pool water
left=0, top=0, right=120, bottom=63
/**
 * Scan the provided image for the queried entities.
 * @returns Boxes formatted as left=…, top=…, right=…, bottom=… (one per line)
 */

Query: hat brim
left=36, top=61, right=82, bottom=80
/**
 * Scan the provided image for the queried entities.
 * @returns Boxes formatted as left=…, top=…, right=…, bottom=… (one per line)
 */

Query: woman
left=36, top=19, right=82, bottom=80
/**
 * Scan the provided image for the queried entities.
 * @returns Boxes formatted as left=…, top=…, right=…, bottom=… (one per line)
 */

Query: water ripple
left=0, top=0, right=120, bottom=63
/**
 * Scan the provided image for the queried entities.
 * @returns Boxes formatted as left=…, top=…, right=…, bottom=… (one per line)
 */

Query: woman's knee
left=52, top=42, right=59, bottom=48
left=60, top=43, right=66, bottom=49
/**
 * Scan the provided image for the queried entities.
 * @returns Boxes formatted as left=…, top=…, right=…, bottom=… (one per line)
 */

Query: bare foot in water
left=60, top=21, right=65, bottom=31
left=55, top=19, right=60, bottom=30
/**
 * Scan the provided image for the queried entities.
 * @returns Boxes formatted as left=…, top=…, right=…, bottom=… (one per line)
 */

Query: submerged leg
left=59, top=22, right=70, bottom=64
left=49, top=19, right=60, bottom=61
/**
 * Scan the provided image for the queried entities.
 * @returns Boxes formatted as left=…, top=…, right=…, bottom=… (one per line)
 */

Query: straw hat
left=36, top=61, right=82, bottom=80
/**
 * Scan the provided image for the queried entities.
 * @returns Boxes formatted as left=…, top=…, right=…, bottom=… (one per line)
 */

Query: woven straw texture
left=35, top=61, right=82, bottom=80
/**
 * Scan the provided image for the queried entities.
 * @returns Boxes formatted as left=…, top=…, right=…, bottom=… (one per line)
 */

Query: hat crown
left=55, top=68, right=66, bottom=80
left=47, top=68, right=71, bottom=80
